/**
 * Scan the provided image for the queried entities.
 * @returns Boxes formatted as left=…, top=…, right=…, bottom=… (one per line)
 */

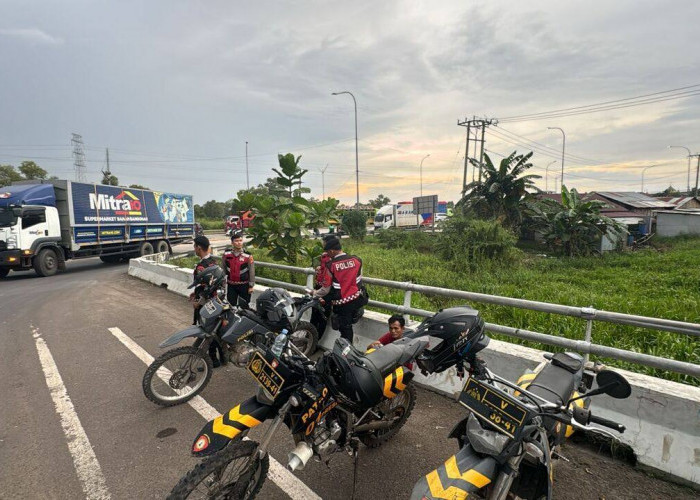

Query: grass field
left=171, top=235, right=700, bottom=385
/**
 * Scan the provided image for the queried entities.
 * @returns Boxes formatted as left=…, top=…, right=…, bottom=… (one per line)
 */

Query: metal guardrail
left=252, top=261, right=700, bottom=379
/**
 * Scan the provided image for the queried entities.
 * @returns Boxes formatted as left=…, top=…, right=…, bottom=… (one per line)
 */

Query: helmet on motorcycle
left=188, top=265, right=226, bottom=299
left=255, top=287, right=296, bottom=328
left=410, top=306, right=488, bottom=374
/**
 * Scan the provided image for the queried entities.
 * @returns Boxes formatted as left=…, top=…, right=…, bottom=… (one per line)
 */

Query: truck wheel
left=99, top=255, right=122, bottom=264
left=0, top=268, right=9, bottom=279
left=155, top=240, right=169, bottom=254
left=33, top=248, right=59, bottom=277
left=138, top=241, right=154, bottom=257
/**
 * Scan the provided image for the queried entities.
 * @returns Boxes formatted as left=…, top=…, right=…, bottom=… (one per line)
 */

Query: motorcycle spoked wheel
left=358, top=383, right=416, bottom=448
left=289, top=321, right=319, bottom=357
left=142, top=346, right=213, bottom=407
left=167, top=440, right=269, bottom=500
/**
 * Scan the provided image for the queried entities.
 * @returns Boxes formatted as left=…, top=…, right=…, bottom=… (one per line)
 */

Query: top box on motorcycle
left=410, top=306, right=488, bottom=374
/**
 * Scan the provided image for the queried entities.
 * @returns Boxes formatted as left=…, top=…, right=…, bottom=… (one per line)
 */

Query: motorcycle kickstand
left=349, top=437, right=360, bottom=500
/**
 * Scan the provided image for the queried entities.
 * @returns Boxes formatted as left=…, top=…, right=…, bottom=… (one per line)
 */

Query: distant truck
left=373, top=201, right=447, bottom=230
left=0, top=180, right=195, bottom=279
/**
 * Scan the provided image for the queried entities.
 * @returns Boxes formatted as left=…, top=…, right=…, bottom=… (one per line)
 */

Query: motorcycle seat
left=527, top=363, right=576, bottom=406
left=365, top=337, right=428, bottom=376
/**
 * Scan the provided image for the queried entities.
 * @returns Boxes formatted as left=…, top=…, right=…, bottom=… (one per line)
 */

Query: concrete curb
left=128, top=256, right=700, bottom=487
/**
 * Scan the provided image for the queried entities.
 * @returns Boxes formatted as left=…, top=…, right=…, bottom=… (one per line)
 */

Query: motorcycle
left=142, top=277, right=322, bottom=407
left=409, top=307, right=632, bottom=500
left=166, top=332, right=429, bottom=499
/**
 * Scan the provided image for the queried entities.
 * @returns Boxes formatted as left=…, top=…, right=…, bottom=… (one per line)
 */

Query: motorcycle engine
left=228, top=342, right=257, bottom=367
left=309, top=418, right=343, bottom=458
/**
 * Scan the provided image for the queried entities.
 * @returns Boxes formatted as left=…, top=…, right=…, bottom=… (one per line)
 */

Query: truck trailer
left=0, top=180, right=195, bottom=278
left=373, top=201, right=447, bottom=230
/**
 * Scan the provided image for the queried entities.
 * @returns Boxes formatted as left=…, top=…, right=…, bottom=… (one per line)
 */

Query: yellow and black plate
left=246, top=351, right=285, bottom=397
left=458, top=377, right=532, bottom=439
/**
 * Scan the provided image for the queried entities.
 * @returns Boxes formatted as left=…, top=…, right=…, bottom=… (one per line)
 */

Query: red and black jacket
left=315, top=252, right=332, bottom=287
left=323, top=253, right=363, bottom=305
left=222, top=249, right=254, bottom=285
left=193, top=255, right=218, bottom=299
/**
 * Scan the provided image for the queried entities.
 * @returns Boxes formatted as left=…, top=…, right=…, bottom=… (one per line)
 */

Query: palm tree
left=460, top=151, right=540, bottom=230
left=527, top=186, right=625, bottom=256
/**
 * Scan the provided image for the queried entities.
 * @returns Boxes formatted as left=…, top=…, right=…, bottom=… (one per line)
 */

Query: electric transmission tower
left=457, top=116, right=497, bottom=194
left=71, top=133, right=87, bottom=182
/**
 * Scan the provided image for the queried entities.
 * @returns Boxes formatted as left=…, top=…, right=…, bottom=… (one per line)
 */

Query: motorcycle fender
left=410, top=444, right=497, bottom=500
left=382, top=366, right=414, bottom=399
left=447, top=416, right=470, bottom=448
left=191, top=396, right=274, bottom=458
left=159, top=325, right=207, bottom=348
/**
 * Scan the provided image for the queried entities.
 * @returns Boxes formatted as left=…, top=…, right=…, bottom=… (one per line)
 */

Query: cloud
left=0, top=27, right=63, bottom=45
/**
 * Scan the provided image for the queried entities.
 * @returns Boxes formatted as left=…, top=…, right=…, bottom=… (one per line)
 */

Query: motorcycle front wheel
left=167, top=440, right=268, bottom=500
left=359, top=383, right=416, bottom=448
left=142, top=346, right=213, bottom=406
left=290, top=321, right=319, bottom=357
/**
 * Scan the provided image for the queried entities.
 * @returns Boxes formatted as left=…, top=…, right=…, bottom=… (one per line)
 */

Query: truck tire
left=0, top=268, right=9, bottom=279
left=33, top=248, right=59, bottom=277
left=155, top=240, right=169, bottom=254
left=138, top=241, right=154, bottom=257
left=99, top=255, right=122, bottom=264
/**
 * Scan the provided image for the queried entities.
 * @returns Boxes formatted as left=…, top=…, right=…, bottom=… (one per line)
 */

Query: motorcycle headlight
left=6, top=235, right=17, bottom=250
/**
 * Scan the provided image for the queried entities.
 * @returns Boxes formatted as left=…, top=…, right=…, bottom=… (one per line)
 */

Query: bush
left=342, top=209, right=368, bottom=240
left=374, top=228, right=437, bottom=253
left=197, top=219, right=224, bottom=230
left=437, top=216, right=519, bottom=265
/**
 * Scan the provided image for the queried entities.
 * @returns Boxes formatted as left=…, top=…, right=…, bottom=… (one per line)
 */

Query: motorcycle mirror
left=594, top=370, right=632, bottom=399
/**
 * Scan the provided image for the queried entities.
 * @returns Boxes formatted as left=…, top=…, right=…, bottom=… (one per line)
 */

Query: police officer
left=310, top=235, right=335, bottom=337
left=190, top=235, right=226, bottom=367
left=314, top=237, right=366, bottom=343
left=222, top=230, right=255, bottom=307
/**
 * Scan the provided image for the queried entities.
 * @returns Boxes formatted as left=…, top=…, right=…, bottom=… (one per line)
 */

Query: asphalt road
left=0, top=258, right=696, bottom=499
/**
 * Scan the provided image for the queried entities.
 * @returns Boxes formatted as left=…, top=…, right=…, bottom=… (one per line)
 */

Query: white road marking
left=33, top=326, right=111, bottom=500
left=108, top=327, right=322, bottom=500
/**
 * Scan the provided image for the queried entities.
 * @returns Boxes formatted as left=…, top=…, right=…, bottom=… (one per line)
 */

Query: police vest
left=326, top=254, right=363, bottom=305
left=223, top=250, right=253, bottom=284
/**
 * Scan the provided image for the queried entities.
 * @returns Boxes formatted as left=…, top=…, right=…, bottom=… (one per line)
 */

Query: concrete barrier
left=128, top=256, right=700, bottom=487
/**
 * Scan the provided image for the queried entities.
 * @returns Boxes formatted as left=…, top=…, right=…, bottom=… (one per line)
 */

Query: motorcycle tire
left=167, top=440, right=268, bottom=500
left=290, top=321, right=319, bottom=357
left=359, top=383, right=416, bottom=449
left=142, top=346, right=213, bottom=407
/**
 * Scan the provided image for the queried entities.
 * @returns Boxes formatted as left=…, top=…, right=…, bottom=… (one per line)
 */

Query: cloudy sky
left=1, top=0, right=699, bottom=205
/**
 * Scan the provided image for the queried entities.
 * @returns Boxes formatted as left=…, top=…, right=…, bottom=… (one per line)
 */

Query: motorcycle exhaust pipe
left=353, top=418, right=399, bottom=433
left=287, top=441, right=313, bottom=472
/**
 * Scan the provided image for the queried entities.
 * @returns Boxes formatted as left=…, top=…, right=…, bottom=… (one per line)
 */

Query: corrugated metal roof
left=595, top=192, right=676, bottom=209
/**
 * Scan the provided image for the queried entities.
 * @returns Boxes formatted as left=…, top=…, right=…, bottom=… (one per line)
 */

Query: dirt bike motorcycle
left=142, top=273, right=321, bottom=407
left=409, top=307, right=632, bottom=500
left=167, top=324, right=429, bottom=499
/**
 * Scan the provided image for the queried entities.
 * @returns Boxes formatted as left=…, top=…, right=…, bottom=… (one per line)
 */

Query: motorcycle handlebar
left=588, top=414, right=626, bottom=433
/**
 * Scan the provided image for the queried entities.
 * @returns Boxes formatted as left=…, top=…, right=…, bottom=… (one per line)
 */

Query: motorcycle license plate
left=246, top=352, right=285, bottom=397
left=458, top=377, right=531, bottom=439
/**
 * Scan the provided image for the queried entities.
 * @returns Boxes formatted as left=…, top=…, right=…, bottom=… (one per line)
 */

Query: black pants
left=333, top=299, right=362, bottom=343
left=227, top=283, right=251, bottom=308
left=311, top=300, right=332, bottom=339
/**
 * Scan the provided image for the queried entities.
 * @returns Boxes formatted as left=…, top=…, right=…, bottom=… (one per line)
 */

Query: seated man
left=368, top=314, right=406, bottom=350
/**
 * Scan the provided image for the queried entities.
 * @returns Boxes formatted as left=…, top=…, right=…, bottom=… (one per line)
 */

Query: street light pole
left=332, top=91, right=359, bottom=208
left=545, top=160, right=557, bottom=192
left=419, top=154, right=430, bottom=197
left=668, top=145, right=692, bottom=194
left=319, top=164, right=328, bottom=200
left=641, top=164, right=661, bottom=193
left=547, top=127, right=566, bottom=186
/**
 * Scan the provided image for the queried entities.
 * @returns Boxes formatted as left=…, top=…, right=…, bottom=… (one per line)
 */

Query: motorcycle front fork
left=489, top=452, right=525, bottom=500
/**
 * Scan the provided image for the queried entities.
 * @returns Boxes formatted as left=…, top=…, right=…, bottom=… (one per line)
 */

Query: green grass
left=171, top=237, right=700, bottom=385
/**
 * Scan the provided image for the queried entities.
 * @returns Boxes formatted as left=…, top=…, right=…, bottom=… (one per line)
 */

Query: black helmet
left=230, top=229, right=244, bottom=240
left=255, top=287, right=296, bottom=328
left=188, top=265, right=226, bottom=299
left=411, top=306, right=488, bottom=374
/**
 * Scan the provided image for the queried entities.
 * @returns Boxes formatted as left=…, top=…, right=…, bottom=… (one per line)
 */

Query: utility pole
left=693, top=154, right=700, bottom=196
left=457, top=117, right=496, bottom=194
left=245, top=141, right=250, bottom=189
left=319, top=164, right=328, bottom=200
left=545, top=160, right=557, bottom=193
left=547, top=127, right=566, bottom=186
left=332, top=91, right=360, bottom=208
left=71, top=133, right=87, bottom=182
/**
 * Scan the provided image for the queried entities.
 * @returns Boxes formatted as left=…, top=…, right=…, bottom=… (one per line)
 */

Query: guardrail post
left=305, top=272, right=315, bottom=290
left=581, top=306, right=596, bottom=363
left=403, top=283, right=413, bottom=323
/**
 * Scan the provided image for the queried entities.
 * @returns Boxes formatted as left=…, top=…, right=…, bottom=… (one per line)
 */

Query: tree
left=460, top=151, right=540, bottom=230
left=273, top=153, right=309, bottom=198
left=18, top=161, right=48, bottom=180
left=129, top=184, right=150, bottom=190
left=368, top=194, right=391, bottom=209
left=342, top=210, right=367, bottom=240
left=526, top=185, right=624, bottom=257
left=101, top=172, right=119, bottom=186
left=0, top=165, right=23, bottom=187
left=201, top=200, right=227, bottom=219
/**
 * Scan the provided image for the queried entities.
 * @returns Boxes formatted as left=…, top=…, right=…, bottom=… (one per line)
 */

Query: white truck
left=373, top=201, right=449, bottom=230
left=0, top=180, right=195, bottom=279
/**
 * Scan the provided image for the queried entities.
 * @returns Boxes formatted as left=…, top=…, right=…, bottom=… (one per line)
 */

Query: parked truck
left=373, top=201, right=447, bottom=230
left=0, top=180, right=195, bottom=278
